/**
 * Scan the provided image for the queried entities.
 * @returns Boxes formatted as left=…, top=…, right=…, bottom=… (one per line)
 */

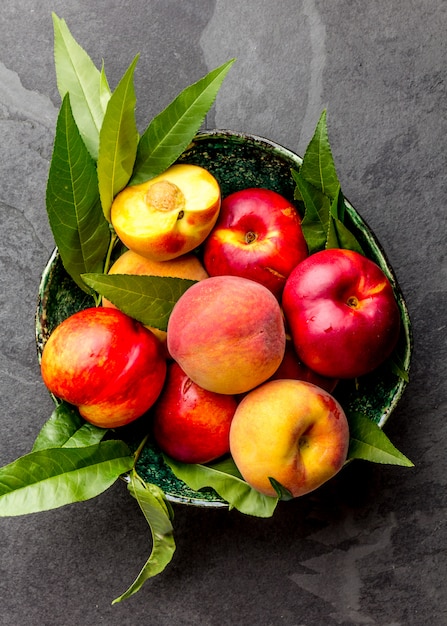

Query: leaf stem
left=103, top=228, right=119, bottom=275
left=133, top=433, right=150, bottom=466
left=91, top=229, right=119, bottom=306
left=92, top=291, right=102, bottom=307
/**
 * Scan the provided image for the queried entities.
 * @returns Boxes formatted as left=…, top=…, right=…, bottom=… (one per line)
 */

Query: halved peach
left=111, top=164, right=221, bottom=261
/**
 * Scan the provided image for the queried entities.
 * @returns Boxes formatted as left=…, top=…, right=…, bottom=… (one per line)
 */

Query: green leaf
left=130, top=59, right=236, bottom=185
left=165, top=455, right=278, bottom=518
left=293, top=171, right=331, bottom=253
left=328, top=215, right=365, bottom=254
left=0, top=441, right=134, bottom=516
left=329, top=183, right=345, bottom=222
left=268, top=477, right=294, bottom=501
left=347, top=412, right=414, bottom=466
left=82, top=273, right=197, bottom=329
left=293, top=113, right=365, bottom=255
left=46, top=93, right=111, bottom=294
left=113, top=473, right=175, bottom=603
left=98, top=55, right=140, bottom=221
left=389, top=353, right=410, bottom=382
left=326, top=187, right=365, bottom=253
left=52, top=13, right=111, bottom=160
left=299, top=109, right=340, bottom=199
left=32, top=402, right=107, bottom=452
left=99, top=62, right=111, bottom=111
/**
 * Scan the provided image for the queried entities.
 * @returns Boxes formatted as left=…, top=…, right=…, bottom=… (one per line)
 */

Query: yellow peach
left=106, top=248, right=209, bottom=282
left=229, top=379, right=350, bottom=498
left=110, top=163, right=221, bottom=261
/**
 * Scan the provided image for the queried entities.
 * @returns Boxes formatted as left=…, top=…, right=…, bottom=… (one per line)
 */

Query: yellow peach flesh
left=111, top=163, right=221, bottom=261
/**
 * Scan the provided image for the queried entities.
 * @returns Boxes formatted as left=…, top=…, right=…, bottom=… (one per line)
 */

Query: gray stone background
left=0, top=1, right=445, bottom=624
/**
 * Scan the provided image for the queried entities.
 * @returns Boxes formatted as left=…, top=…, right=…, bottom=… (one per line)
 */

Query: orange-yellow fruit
left=229, top=379, right=350, bottom=498
left=110, top=163, right=221, bottom=261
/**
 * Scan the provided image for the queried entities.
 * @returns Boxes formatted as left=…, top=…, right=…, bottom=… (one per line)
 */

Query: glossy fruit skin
left=229, top=379, right=350, bottom=498
left=282, top=248, right=401, bottom=379
left=167, top=275, right=286, bottom=395
left=270, top=339, right=338, bottom=393
left=40, top=307, right=167, bottom=428
left=110, top=164, right=221, bottom=262
left=203, top=188, right=308, bottom=299
left=152, top=362, right=238, bottom=464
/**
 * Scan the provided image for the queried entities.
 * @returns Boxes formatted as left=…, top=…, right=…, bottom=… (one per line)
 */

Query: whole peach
left=152, top=362, right=237, bottom=464
left=282, top=248, right=401, bottom=379
left=105, top=249, right=209, bottom=283
left=203, top=187, right=308, bottom=298
left=41, top=307, right=166, bottom=428
left=229, top=379, right=350, bottom=498
left=167, top=275, right=286, bottom=395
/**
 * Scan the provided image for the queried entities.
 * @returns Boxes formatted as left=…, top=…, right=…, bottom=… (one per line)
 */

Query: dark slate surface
left=1, top=2, right=445, bottom=624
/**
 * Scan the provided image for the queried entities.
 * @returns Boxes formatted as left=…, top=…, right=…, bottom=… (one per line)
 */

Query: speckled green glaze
left=35, top=130, right=413, bottom=509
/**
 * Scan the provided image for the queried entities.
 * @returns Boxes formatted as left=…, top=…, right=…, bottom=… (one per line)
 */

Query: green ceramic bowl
left=35, top=130, right=413, bottom=508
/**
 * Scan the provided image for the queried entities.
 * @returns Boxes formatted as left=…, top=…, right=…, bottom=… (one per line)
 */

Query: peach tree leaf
left=347, top=412, right=414, bottom=466
left=327, top=215, right=365, bottom=254
left=46, top=94, right=111, bottom=294
left=32, top=402, right=107, bottom=451
left=293, top=171, right=330, bottom=253
left=0, top=441, right=134, bottom=516
left=299, top=109, right=340, bottom=198
left=389, top=354, right=410, bottom=383
left=113, top=473, right=175, bottom=604
left=99, top=61, right=111, bottom=111
left=329, top=181, right=346, bottom=222
left=82, top=273, right=197, bottom=330
left=52, top=13, right=111, bottom=160
left=326, top=187, right=364, bottom=253
left=292, top=112, right=364, bottom=254
left=130, top=59, right=235, bottom=185
left=164, top=455, right=278, bottom=518
left=98, top=55, right=140, bottom=221
left=268, top=478, right=294, bottom=501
